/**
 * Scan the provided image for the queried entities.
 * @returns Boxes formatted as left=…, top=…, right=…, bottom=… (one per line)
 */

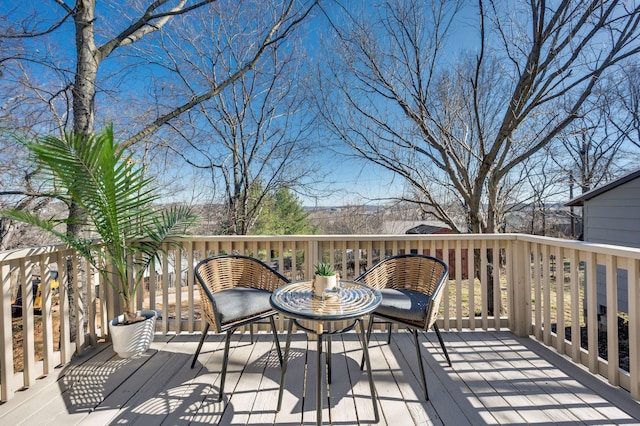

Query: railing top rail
left=3, top=234, right=640, bottom=260
left=514, top=234, right=640, bottom=259
left=0, top=243, right=70, bottom=262
left=183, top=234, right=519, bottom=242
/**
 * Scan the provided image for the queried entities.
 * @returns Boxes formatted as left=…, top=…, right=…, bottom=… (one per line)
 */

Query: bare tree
left=612, top=63, right=640, bottom=150
left=557, top=99, right=630, bottom=194
left=0, top=139, right=58, bottom=250
left=141, top=4, right=321, bottom=234
left=549, top=74, right=640, bottom=237
left=0, top=29, right=71, bottom=249
left=0, top=0, right=319, bottom=340
left=316, top=205, right=384, bottom=235
left=317, top=0, right=640, bottom=233
left=1, top=0, right=319, bottom=221
left=518, top=151, right=567, bottom=236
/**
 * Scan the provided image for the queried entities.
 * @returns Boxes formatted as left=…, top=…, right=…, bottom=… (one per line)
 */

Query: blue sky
left=1, top=1, right=486, bottom=208
left=1, top=1, right=477, bottom=208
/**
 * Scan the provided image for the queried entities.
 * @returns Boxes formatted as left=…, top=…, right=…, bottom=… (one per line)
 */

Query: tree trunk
left=73, top=0, right=99, bottom=135
left=67, top=0, right=100, bottom=341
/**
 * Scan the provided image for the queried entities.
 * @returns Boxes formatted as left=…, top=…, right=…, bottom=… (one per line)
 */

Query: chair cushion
left=376, top=288, right=430, bottom=324
left=213, top=287, right=274, bottom=325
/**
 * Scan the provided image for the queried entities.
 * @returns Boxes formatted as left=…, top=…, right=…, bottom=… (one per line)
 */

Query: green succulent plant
left=314, top=261, right=335, bottom=276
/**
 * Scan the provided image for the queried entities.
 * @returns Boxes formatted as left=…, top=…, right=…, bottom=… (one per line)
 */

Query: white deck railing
left=1, top=234, right=640, bottom=403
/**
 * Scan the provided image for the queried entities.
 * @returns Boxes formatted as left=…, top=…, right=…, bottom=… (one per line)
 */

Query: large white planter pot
left=108, top=309, right=157, bottom=358
left=313, top=274, right=337, bottom=298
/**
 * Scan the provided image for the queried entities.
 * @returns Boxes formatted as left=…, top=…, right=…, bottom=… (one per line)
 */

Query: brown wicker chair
left=191, top=254, right=289, bottom=401
left=355, top=254, right=450, bottom=400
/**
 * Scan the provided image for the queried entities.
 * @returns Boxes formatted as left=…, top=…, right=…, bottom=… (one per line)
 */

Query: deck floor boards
left=2, top=329, right=640, bottom=425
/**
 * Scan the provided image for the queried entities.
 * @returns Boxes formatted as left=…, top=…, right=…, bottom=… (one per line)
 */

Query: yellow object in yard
left=11, top=271, right=60, bottom=315
left=33, top=271, right=60, bottom=311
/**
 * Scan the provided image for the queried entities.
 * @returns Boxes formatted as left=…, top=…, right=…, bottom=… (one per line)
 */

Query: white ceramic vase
left=314, top=274, right=337, bottom=298
left=108, top=309, right=157, bottom=358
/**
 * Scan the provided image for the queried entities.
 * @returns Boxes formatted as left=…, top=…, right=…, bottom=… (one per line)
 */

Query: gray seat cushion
left=376, top=288, right=430, bottom=324
left=213, top=287, right=274, bottom=325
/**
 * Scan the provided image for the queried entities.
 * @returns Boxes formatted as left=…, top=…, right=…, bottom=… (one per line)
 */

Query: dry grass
left=11, top=295, right=61, bottom=373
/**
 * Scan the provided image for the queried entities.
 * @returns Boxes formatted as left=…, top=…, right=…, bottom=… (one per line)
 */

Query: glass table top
left=270, top=280, right=381, bottom=321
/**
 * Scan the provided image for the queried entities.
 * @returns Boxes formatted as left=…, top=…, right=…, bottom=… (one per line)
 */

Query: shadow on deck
left=1, top=329, right=640, bottom=425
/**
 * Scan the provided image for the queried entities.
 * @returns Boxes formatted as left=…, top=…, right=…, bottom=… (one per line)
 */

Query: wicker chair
left=191, top=254, right=289, bottom=401
left=355, top=254, right=450, bottom=400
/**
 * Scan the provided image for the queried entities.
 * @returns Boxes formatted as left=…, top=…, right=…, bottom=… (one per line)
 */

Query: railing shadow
left=394, top=329, right=640, bottom=425
left=51, top=330, right=640, bottom=425
left=57, top=339, right=235, bottom=424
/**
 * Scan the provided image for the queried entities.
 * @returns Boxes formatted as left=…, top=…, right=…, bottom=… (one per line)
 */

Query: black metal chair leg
left=433, top=323, right=451, bottom=367
left=387, top=323, right=392, bottom=344
left=250, top=323, right=254, bottom=344
left=358, top=319, right=379, bottom=422
left=191, top=321, right=210, bottom=368
left=360, top=316, right=375, bottom=370
left=413, top=329, right=428, bottom=400
left=270, top=315, right=283, bottom=365
left=277, top=319, right=294, bottom=411
left=218, top=329, right=234, bottom=402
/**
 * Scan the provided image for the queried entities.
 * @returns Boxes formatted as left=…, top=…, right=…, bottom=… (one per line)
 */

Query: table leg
left=358, top=319, right=379, bottom=422
left=360, top=317, right=375, bottom=370
left=277, top=318, right=294, bottom=412
left=327, top=335, right=332, bottom=384
left=317, top=334, right=323, bottom=426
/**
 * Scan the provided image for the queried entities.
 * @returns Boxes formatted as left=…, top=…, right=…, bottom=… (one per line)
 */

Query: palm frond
left=3, top=125, right=199, bottom=321
left=0, top=210, right=95, bottom=262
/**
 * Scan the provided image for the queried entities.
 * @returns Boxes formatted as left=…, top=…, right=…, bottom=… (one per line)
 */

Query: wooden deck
left=2, top=329, right=640, bottom=425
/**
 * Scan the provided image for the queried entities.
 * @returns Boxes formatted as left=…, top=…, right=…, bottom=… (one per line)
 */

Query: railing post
left=41, top=254, right=55, bottom=374
left=20, top=257, right=36, bottom=387
left=629, top=258, right=640, bottom=399
left=511, top=239, right=530, bottom=337
left=58, top=251, right=72, bottom=364
left=606, top=254, right=620, bottom=386
left=0, top=262, right=14, bottom=402
left=309, top=238, right=319, bottom=277
left=586, top=252, right=598, bottom=374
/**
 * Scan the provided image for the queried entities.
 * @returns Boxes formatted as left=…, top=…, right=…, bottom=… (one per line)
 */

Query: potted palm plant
left=2, top=126, right=197, bottom=357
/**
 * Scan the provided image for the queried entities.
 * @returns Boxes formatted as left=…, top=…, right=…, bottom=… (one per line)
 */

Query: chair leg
left=250, top=323, right=254, bottom=344
left=413, top=329, right=429, bottom=400
left=269, top=315, right=283, bottom=365
left=433, top=323, right=452, bottom=367
left=191, top=321, right=210, bottom=369
left=218, top=329, right=234, bottom=402
left=277, top=318, right=294, bottom=412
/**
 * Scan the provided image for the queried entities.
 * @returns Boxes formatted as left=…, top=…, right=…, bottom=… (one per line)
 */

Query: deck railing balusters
left=1, top=234, right=640, bottom=403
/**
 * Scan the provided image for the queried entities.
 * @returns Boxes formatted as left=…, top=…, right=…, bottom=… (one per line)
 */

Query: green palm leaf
left=2, top=126, right=198, bottom=321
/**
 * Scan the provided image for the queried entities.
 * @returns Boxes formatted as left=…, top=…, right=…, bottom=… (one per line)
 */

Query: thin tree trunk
left=73, top=0, right=99, bottom=136
left=68, top=0, right=99, bottom=341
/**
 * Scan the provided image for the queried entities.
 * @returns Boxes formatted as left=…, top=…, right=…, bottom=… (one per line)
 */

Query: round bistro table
left=270, top=280, right=382, bottom=425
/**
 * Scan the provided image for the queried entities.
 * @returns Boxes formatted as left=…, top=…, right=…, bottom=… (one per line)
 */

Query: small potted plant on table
left=313, top=262, right=338, bottom=298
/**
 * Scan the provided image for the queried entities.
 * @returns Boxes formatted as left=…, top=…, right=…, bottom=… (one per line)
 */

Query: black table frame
left=270, top=280, right=381, bottom=425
